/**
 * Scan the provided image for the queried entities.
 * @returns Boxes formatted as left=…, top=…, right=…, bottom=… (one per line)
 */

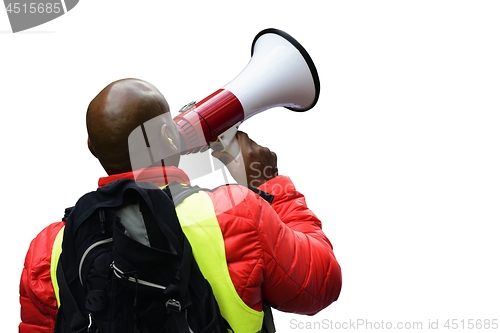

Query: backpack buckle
left=166, top=299, right=182, bottom=313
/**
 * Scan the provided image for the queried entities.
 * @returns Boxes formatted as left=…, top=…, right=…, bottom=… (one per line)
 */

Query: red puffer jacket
left=19, top=169, right=341, bottom=332
left=20, top=221, right=65, bottom=333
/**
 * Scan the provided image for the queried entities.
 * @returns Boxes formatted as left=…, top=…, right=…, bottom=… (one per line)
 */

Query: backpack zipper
left=112, top=262, right=167, bottom=290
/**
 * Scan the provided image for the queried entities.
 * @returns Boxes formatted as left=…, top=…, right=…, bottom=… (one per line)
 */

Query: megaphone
left=174, top=28, right=320, bottom=158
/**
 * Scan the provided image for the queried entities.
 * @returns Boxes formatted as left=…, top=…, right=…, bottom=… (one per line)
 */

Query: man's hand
left=212, top=131, right=278, bottom=187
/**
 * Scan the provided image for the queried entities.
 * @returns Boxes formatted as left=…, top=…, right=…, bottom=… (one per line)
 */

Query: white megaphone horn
left=174, top=28, right=320, bottom=158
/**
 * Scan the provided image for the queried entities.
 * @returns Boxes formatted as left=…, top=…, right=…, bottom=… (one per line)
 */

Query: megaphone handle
left=224, top=134, right=241, bottom=161
left=214, top=123, right=241, bottom=160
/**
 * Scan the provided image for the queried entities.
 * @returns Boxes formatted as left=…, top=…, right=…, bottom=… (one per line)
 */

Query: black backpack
left=54, top=178, right=230, bottom=333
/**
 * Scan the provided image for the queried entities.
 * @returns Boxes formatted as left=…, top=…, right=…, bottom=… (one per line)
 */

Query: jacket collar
left=98, top=166, right=191, bottom=188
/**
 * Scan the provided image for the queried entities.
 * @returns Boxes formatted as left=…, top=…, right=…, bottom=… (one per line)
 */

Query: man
left=19, top=78, right=342, bottom=332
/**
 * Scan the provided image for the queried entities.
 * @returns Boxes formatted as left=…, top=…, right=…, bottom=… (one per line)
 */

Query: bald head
left=87, top=78, right=179, bottom=175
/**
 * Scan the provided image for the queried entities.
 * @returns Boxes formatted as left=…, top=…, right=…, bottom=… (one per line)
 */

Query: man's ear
left=87, top=138, right=98, bottom=158
left=161, top=124, right=178, bottom=151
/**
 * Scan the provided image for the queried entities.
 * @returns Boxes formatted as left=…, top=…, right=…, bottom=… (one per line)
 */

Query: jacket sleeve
left=19, top=222, right=65, bottom=333
left=212, top=176, right=341, bottom=315
left=257, top=176, right=342, bottom=314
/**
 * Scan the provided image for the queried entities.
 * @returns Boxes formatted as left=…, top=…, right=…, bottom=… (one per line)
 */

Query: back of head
left=87, top=78, right=177, bottom=175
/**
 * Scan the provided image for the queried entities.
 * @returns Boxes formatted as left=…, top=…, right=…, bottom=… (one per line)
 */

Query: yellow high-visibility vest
left=177, top=190, right=264, bottom=333
left=50, top=226, right=65, bottom=307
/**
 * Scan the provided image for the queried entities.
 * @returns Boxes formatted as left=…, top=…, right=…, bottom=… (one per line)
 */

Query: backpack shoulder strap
left=245, top=185, right=274, bottom=204
left=138, top=198, right=170, bottom=252
left=163, top=181, right=207, bottom=206
left=56, top=259, right=93, bottom=332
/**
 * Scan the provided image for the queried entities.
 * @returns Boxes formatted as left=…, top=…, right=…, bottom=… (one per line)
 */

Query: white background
left=2, top=1, right=499, bottom=332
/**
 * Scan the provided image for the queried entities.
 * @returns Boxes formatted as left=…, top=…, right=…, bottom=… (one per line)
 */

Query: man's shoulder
left=23, top=221, right=65, bottom=275
left=32, top=221, right=66, bottom=243
left=207, top=183, right=265, bottom=208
